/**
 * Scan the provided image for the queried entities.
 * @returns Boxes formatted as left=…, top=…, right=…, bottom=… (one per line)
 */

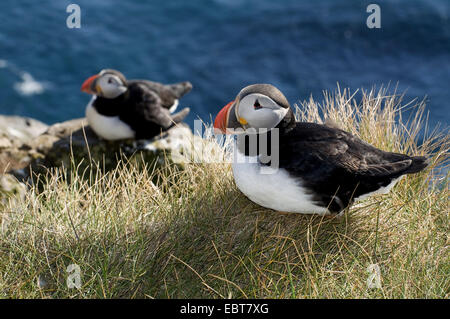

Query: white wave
left=14, top=72, right=45, bottom=96
left=0, top=59, right=47, bottom=96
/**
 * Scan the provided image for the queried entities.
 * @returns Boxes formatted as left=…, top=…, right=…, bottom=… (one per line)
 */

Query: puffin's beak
left=214, top=101, right=235, bottom=134
left=81, top=74, right=99, bottom=94
left=214, top=100, right=248, bottom=134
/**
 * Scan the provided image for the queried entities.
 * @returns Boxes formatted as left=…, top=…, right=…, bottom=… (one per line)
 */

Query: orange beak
left=214, top=101, right=235, bottom=134
left=81, top=74, right=99, bottom=94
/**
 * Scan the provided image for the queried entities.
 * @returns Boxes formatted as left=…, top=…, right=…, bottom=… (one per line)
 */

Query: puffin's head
left=214, top=84, right=291, bottom=134
left=81, top=69, right=128, bottom=99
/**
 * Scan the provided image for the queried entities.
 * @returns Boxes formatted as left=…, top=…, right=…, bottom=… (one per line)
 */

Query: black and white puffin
left=81, top=69, right=192, bottom=140
left=214, top=84, right=429, bottom=215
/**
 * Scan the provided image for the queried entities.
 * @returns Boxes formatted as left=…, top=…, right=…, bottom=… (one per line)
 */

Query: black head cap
left=99, top=69, right=127, bottom=85
left=236, top=84, right=291, bottom=109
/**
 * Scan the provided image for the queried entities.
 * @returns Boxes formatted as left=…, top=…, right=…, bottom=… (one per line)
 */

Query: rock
left=0, top=114, right=216, bottom=184
left=0, top=115, right=49, bottom=173
left=0, top=137, right=12, bottom=149
left=43, top=118, right=89, bottom=139
left=0, top=143, right=33, bottom=174
left=18, top=118, right=211, bottom=179
left=0, top=115, right=48, bottom=144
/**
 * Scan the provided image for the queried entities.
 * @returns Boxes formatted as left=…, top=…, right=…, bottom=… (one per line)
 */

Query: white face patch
left=97, top=74, right=127, bottom=98
left=237, top=93, right=288, bottom=130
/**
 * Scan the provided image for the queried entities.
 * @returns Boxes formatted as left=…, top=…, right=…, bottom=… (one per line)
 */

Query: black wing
left=128, top=80, right=192, bottom=110
left=119, top=82, right=176, bottom=139
left=278, top=122, right=427, bottom=212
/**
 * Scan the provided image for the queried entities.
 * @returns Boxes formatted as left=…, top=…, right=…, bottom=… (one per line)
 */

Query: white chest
left=85, top=97, right=135, bottom=140
left=231, top=147, right=330, bottom=215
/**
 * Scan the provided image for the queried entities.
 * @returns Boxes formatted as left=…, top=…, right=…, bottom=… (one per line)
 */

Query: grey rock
left=0, top=115, right=48, bottom=144
left=0, top=115, right=49, bottom=173
left=0, top=114, right=215, bottom=189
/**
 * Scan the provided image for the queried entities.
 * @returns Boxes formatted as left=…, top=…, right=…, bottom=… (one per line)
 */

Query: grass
left=0, top=86, right=448, bottom=298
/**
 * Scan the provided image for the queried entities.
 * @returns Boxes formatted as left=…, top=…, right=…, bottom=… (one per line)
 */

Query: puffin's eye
left=108, top=78, right=113, bottom=84
left=254, top=99, right=262, bottom=110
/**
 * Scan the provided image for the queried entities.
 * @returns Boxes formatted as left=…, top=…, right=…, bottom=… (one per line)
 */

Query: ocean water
left=0, top=0, right=448, bottom=132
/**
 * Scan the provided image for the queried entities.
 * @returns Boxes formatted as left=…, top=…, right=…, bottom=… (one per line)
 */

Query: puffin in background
left=81, top=69, right=192, bottom=140
left=214, top=84, right=429, bottom=215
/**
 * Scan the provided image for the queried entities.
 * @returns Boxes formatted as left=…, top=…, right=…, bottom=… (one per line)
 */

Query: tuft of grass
left=0, top=86, right=448, bottom=298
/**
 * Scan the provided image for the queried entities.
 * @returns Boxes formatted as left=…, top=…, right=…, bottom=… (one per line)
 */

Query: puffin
left=81, top=69, right=192, bottom=140
left=214, top=84, right=429, bottom=215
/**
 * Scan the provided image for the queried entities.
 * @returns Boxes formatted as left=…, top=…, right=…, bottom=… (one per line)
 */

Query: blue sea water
left=0, top=0, right=449, bottom=131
